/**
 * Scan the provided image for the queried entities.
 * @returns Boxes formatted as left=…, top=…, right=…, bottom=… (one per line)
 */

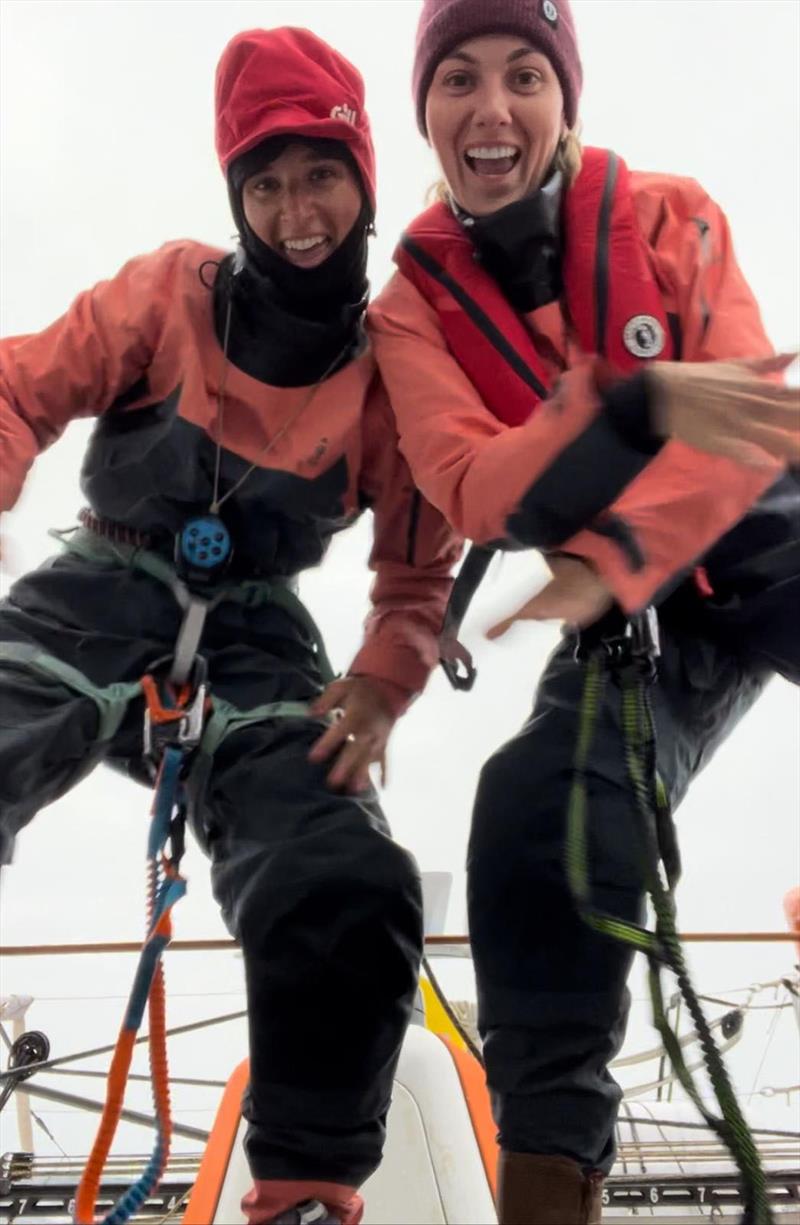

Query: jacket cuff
left=560, top=524, right=661, bottom=614
left=602, top=370, right=664, bottom=454
left=505, top=375, right=663, bottom=550
left=348, top=641, right=432, bottom=716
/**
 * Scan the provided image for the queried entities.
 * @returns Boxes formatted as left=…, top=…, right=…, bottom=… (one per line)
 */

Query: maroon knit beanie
left=413, top=0, right=582, bottom=135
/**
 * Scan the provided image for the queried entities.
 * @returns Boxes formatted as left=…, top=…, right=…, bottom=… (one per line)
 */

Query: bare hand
left=649, top=353, right=799, bottom=466
left=487, top=554, right=613, bottom=638
left=308, top=676, right=397, bottom=793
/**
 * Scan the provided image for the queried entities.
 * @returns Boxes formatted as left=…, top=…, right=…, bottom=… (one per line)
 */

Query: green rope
left=566, top=644, right=773, bottom=1224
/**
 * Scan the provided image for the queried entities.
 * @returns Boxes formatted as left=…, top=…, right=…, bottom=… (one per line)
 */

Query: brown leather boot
left=497, top=1152, right=604, bottom=1225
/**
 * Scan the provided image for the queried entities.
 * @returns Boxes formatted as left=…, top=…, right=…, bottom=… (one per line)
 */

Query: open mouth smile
left=464, top=144, right=522, bottom=177
left=280, top=235, right=332, bottom=266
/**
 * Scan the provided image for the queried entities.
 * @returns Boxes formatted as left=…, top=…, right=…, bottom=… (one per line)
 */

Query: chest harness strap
left=567, top=612, right=772, bottom=1225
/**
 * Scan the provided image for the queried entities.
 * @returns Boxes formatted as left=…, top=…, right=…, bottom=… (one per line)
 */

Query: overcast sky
left=1, top=0, right=798, bottom=1161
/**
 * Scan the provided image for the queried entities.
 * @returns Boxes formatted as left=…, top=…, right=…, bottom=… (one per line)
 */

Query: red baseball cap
left=215, top=27, right=376, bottom=211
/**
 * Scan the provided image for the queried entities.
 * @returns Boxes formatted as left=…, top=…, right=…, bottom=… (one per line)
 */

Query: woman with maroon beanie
left=0, top=26, right=460, bottom=1225
left=369, top=1, right=800, bottom=1221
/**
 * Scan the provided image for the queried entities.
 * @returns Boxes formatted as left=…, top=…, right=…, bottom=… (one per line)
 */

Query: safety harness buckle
left=142, top=655, right=210, bottom=766
left=575, top=606, right=660, bottom=682
left=174, top=679, right=208, bottom=749
left=625, top=606, right=660, bottom=681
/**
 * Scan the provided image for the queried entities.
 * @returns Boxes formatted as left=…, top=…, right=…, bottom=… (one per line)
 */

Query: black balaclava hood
left=227, top=134, right=372, bottom=321
left=212, top=135, right=373, bottom=386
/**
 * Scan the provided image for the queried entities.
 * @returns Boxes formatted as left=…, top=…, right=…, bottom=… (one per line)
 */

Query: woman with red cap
left=0, top=27, right=459, bottom=1225
left=369, top=1, right=800, bottom=1221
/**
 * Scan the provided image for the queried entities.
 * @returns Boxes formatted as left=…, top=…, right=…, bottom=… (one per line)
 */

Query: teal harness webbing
left=48, top=525, right=336, bottom=686
left=1, top=529, right=336, bottom=778
left=567, top=642, right=773, bottom=1225
left=0, top=642, right=142, bottom=742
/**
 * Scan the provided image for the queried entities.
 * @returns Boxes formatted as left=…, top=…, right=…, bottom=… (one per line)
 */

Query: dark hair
left=228, top=135, right=364, bottom=199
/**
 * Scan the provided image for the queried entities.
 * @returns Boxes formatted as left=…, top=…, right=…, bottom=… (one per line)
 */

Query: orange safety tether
left=74, top=677, right=192, bottom=1224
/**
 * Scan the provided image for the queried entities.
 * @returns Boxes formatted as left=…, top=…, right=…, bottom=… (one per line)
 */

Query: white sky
left=1, top=0, right=798, bottom=1161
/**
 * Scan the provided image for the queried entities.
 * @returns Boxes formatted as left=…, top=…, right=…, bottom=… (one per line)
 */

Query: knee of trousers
left=230, top=829, right=423, bottom=1113
left=213, top=818, right=423, bottom=975
left=467, top=740, right=644, bottom=1027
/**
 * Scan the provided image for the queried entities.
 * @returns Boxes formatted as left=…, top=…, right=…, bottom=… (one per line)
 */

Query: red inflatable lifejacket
left=395, top=148, right=674, bottom=427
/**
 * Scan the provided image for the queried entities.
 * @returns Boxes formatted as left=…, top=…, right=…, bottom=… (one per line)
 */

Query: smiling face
left=241, top=143, right=363, bottom=269
left=425, top=35, right=565, bottom=216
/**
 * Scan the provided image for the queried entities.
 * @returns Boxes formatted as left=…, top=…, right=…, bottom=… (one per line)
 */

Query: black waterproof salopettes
left=467, top=473, right=800, bottom=1171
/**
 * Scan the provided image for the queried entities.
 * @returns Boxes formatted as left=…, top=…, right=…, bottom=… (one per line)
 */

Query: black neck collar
left=453, top=169, right=564, bottom=312
left=211, top=253, right=366, bottom=388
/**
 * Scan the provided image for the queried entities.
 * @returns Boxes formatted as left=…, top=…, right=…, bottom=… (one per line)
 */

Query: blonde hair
left=554, top=127, right=583, bottom=184
left=427, top=127, right=583, bottom=205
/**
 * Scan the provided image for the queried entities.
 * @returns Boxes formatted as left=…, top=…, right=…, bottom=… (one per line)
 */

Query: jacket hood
left=214, top=26, right=376, bottom=211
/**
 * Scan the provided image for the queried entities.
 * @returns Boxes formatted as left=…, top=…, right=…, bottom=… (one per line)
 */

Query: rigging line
left=748, top=1003, right=785, bottom=1100
left=47, top=1067, right=228, bottom=1088
left=2, top=932, right=797, bottom=955
left=12, top=1081, right=209, bottom=1142
left=614, top=1120, right=629, bottom=1175
left=618, top=1102, right=644, bottom=1175
left=758, top=1084, right=800, bottom=1098
left=702, top=976, right=799, bottom=999
left=0, top=1021, right=13, bottom=1051
left=622, top=1022, right=744, bottom=1099
left=617, top=1117, right=800, bottom=1140
left=421, top=954, right=484, bottom=1067
left=30, top=1105, right=70, bottom=1158
left=32, top=990, right=245, bottom=1001
left=648, top=1108, right=690, bottom=1185
left=613, top=1004, right=728, bottom=1068
left=154, top=1185, right=193, bottom=1224
left=699, top=994, right=794, bottom=1012
left=0, top=1009, right=246, bottom=1083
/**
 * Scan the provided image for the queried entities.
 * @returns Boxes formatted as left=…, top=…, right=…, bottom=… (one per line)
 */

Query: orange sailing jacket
left=0, top=241, right=461, bottom=705
left=368, top=152, right=784, bottom=612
